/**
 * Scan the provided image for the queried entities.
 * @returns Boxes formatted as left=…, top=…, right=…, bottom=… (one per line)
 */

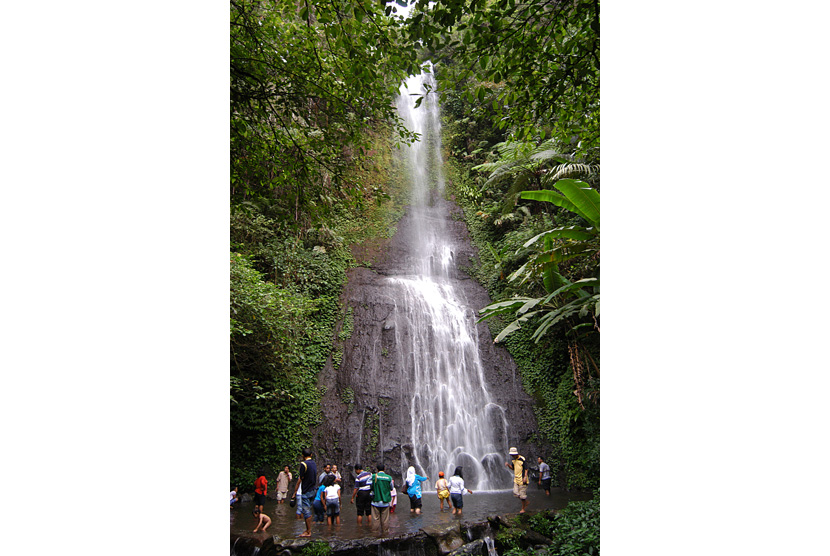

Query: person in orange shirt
left=254, top=470, right=268, bottom=513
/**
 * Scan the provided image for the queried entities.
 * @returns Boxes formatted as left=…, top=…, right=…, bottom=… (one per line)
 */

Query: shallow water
left=230, top=488, right=593, bottom=541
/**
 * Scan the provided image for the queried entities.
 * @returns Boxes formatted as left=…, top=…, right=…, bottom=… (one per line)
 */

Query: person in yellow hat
left=505, top=447, right=529, bottom=513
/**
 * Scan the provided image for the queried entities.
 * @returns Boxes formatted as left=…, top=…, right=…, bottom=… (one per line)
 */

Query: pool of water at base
left=230, top=488, right=593, bottom=542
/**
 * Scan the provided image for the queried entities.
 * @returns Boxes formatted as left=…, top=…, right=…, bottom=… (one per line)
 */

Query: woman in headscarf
left=448, top=466, right=473, bottom=515
left=404, top=466, right=429, bottom=514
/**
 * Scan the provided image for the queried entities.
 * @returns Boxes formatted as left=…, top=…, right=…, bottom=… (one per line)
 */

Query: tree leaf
left=551, top=179, right=600, bottom=229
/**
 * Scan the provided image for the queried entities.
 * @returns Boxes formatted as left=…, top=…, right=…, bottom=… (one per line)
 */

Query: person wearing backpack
left=370, top=463, right=394, bottom=536
left=290, top=448, right=318, bottom=537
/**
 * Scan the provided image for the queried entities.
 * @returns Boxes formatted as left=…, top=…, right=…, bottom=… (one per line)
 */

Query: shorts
left=513, top=482, right=528, bottom=500
left=450, top=493, right=463, bottom=508
left=277, top=490, right=288, bottom=501
left=312, top=499, right=326, bottom=522
left=325, top=499, right=340, bottom=517
left=437, top=490, right=449, bottom=500
left=300, top=491, right=316, bottom=519
left=253, top=492, right=266, bottom=506
left=540, top=478, right=552, bottom=491
left=356, top=490, right=373, bottom=516
left=408, top=495, right=422, bottom=509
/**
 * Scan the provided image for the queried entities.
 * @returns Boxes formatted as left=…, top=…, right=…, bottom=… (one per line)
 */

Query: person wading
left=505, top=447, right=529, bottom=513
left=350, top=463, right=373, bottom=525
left=370, top=463, right=394, bottom=536
left=290, top=448, right=317, bottom=537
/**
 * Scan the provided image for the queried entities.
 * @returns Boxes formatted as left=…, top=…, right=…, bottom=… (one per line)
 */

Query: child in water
left=323, top=474, right=341, bottom=525
left=252, top=508, right=271, bottom=532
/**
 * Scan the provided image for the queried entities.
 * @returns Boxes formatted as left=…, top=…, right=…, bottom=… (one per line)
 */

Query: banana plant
left=479, top=178, right=599, bottom=342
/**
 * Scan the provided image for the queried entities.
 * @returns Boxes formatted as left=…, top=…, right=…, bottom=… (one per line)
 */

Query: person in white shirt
left=537, top=456, right=551, bottom=495
left=321, top=474, right=342, bottom=525
left=276, top=466, right=293, bottom=503
left=448, top=466, right=473, bottom=515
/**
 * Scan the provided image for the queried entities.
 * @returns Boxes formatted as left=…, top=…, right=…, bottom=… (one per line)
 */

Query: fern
left=544, top=163, right=599, bottom=184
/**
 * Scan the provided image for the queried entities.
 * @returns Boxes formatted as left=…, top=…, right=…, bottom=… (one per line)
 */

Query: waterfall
left=390, top=71, right=511, bottom=490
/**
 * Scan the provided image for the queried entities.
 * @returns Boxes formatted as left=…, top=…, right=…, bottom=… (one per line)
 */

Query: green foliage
left=364, top=411, right=380, bottom=456
left=495, top=526, right=525, bottom=552
left=341, top=387, right=355, bottom=414
left=478, top=179, right=599, bottom=344
left=301, top=540, right=332, bottom=556
left=230, top=120, right=409, bottom=490
left=338, top=307, right=354, bottom=341
left=409, top=0, right=599, bottom=160
left=551, top=376, right=600, bottom=489
left=527, top=495, right=600, bottom=556
left=231, top=0, right=422, bottom=230
left=446, top=123, right=598, bottom=489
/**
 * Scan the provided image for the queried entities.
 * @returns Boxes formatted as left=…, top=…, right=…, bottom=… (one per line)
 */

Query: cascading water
left=391, top=71, right=511, bottom=490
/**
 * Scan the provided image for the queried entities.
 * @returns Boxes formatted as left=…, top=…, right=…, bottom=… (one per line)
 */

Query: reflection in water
left=230, top=489, right=593, bottom=541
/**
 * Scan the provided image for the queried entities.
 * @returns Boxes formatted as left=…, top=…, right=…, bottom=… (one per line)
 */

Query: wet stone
left=447, top=538, right=486, bottom=556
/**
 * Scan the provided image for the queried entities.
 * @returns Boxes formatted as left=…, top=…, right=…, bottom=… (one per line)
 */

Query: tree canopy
left=231, top=0, right=424, bottom=230
left=407, top=0, right=599, bottom=159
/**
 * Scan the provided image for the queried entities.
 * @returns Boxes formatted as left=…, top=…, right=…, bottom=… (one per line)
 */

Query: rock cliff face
left=312, top=192, right=544, bottom=484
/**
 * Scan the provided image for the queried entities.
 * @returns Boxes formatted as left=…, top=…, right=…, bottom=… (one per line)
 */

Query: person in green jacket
left=370, top=463, right=394, bottom=536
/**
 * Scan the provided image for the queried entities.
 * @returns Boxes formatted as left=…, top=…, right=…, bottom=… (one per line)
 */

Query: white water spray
left=391, top=71, right=510, bottom=490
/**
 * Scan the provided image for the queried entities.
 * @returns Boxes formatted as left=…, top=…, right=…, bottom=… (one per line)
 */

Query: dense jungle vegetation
left=230, top=0, right=600, bottom=510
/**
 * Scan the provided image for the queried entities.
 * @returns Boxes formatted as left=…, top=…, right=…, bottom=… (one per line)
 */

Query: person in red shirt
left=254, top=471, right=268, bottom=513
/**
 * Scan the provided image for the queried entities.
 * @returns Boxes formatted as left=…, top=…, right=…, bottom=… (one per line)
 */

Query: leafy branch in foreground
left=478, top=179, right=599, bottom=343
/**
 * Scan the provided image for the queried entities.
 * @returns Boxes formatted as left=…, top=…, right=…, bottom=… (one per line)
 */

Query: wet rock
left=522, top=530, right=553, bottom=546
left=447, top=538, right=486, bottom=556
left=422, top=523, right=464, bottom=554
left=312, top=192, right=547, bottom=484
left=231, top=533, right=262, bottom=556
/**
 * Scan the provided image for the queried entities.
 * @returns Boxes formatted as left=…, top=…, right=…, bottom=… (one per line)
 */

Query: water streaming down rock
left=312, top=70, right=542, bottom=491
left=390, top=72, right=510, bottom=490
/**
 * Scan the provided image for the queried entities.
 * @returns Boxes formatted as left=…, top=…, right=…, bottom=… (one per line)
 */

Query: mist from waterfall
left=391, top=70, right=511, bottom=490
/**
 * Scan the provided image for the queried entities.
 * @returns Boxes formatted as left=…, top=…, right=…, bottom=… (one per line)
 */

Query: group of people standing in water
left=236, top=447, right=551, bottom=537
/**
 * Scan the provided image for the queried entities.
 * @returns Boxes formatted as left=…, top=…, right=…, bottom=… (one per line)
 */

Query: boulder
left=422, top=523, right=464, bottom=555
left=231, top=534, right=262, bottom=556
left=447, top=539, right=486, bottom=556
left=521, top=530, right=552, bottom=546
